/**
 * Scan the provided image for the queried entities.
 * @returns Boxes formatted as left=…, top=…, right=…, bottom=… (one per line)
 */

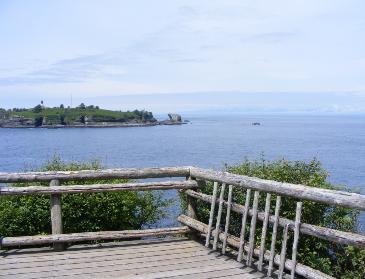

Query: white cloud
left=0, top=0, right=365, bottom=112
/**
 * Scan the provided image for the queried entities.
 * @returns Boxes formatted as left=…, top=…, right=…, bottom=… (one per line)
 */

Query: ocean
left=1, top=114, right=364, bottom=227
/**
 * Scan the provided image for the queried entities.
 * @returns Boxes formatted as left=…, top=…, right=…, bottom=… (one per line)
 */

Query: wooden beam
left=0, top=181, right=198, bottom=196
left=291, top=202, right=303, bottom=279
left=190, top=167, right=365, bottom=210
left=183, top=190, right=365, bottom=248
left=247, top=191, right=260, bottom=266
left=0, top=166, right=191, bottom=183
left=222, top=185, right=233, bottom=254
left=205, top=182, right=218, bottom=247
left=268, top=196, right=281, bottom=276
left=1, top=227, right=191, bottom=247
left=50, top=179, right=64, bottom=251
left=178, top=215, right=334, bottom=279
left=237, top=189, right=251, bottom=262
left=213, top=183, right=226, bottom=250
left=278, top=224, right=290, bottom=279
left=258, top=193, right=271, bottom=271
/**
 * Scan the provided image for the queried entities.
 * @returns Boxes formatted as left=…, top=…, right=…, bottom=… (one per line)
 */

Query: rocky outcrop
left=0, top=113, right=188, bottom=128
left=168, top=113, right=182, bottom=123
left=0, top=116, right=34, bottom=127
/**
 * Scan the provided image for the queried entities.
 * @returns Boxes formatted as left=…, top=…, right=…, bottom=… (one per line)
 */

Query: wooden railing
left=0, top=166, right=364, bottom=279
left=0, top=167, right=193, bottom=250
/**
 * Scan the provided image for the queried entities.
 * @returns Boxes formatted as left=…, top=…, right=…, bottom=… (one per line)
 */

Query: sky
left=0, top=0, right=365, bottom=114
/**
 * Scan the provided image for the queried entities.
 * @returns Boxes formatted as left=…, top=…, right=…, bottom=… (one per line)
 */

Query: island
left=0, top=103, right=185, bottom=128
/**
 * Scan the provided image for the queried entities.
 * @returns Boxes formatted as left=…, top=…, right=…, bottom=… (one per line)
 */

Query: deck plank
left=0, top=238, right=269, bottom=279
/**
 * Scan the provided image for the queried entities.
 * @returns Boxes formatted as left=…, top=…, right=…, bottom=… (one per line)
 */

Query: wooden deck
left=0, top=238, right=269, bottom=279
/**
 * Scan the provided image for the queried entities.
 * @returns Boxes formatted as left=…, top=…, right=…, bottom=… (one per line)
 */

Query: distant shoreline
left=0, top=121, right=187, bottom=129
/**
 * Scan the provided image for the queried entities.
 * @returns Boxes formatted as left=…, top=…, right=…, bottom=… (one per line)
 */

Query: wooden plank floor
left=0, top=238, right=268, bottom=279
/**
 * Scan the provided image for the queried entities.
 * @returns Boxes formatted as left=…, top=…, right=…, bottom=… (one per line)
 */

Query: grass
left=1, top=105, right=156, bottom=125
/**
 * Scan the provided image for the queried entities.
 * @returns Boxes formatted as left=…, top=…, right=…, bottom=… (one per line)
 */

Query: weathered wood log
left=258, top=193, right=271, bottom=271
left=50, top=179, right=64, bottom=251
left=213, top=183, right=226, bottom=250
left=237, top=189, right=251, bottom=262
left=184, top=190, right=365, bottom=247
left=1, top=227, right=191, bottom=247
left=0, top=180, right=198, bottom=195
left=205, top=182, right=218, bottom=247
left=186, top=177, right=198, bottom=220
left=178, top=215, right=334, bottom=279
left=0, top=166, right=191, bottom=183
left=222, top=185, right=233, bottom=254
left=279, top=224, right=290, bottom=279
left=291, top=202, right=302, bottom=279
left=268, top=196, right=282, bottom=276
left=247, top=191, right=260, bottom=266
left=190, top=167, right=365, bottom=210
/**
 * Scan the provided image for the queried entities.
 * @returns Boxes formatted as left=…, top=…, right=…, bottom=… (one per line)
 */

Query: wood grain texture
left=258, top=193, right=271, bottom=271
left=213, top=183, right=226, bottom=250
left=184, top=189, right=365, bottom=247
left=178, top=215, right=335, bottom=279
left=1, top=227, right=191, bottom=247
left=268, top=196, right=282, bottom=277
left=279, top=224, right=290, bottom=279
left=0, top=166, right=191, bottom=183
left=190, top=167, right=365, bottom=210
left=238, top=189, right=251, bottom=262
left=205, top=181, right=218, bottom=247
left=222, top=184, right=233, bottom=254
left=1, top=180, right=198, bottom=195
left=247, top=191, right=260, bottom=266
left=50, top=179, right=64, bottom=251
left=291, top=202, right=302, bottom=279
left=0, top=239, right=267, bottom=279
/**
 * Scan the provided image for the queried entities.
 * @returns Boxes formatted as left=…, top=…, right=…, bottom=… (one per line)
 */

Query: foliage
left=0, top=157, right=170, bottom=240
left=32, top=104, right=42, bottom=113
left=34, top=116, right=43, bottom=127
left=185, top=158, right=364, bottom=278
left=78, top=103, right=86, bottom=109
left=1, top=103, right=156, bottom=126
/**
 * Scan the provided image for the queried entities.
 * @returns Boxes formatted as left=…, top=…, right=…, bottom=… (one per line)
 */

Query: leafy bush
left=2, top=105, right=156, bottom=125
left=186, top=158, right=364, bottom=278
left=32, top=104, right=42, bottom=113
left=0, top=157, right=170, bottom=239
left=34, top=116, right=43, bottom=127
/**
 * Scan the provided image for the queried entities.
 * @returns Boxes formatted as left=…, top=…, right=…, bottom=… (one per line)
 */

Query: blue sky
left=0, top=0, right=365, bottom=113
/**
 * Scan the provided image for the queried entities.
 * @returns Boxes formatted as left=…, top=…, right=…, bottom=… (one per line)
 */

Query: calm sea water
left=1, top=114, right=364, bottom=228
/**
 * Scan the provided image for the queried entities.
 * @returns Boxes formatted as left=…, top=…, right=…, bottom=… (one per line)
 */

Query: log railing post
left=186, top=177, right=200, bottom=220
left=50, top=179, right=64, bottom=251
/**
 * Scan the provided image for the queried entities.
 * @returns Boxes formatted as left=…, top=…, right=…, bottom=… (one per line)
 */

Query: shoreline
left=0, top=121, right=187, bottom=129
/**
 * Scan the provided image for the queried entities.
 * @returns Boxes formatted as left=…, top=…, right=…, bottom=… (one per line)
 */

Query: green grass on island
left=0, top=103, right=156, bottom=127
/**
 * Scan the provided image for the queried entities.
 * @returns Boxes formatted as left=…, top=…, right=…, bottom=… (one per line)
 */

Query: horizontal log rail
left=190, top=167, right=365, bottom=210
left=0, top=181, right=198, bottom=196
left=183, top=189, right=365, bottom=248
left=178, top=215, right=334, bottom=279
left=0, top=226, right=191, bottom=247
left=1, top=166, right=363, bottom=211
left=0, top=166, right=191, bottom=183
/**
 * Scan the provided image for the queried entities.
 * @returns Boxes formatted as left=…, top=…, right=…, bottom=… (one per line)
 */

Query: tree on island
left=78, top=103, right=86, bottom=109
left=32, top=104, right=42, bottom=113
left=34, top=116, right=43, bottom=127
left=79, top=115, right=85, bottom=124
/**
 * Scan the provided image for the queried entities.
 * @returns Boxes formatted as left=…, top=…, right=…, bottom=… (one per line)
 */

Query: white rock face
left=168, top=113, right=182, bottom=122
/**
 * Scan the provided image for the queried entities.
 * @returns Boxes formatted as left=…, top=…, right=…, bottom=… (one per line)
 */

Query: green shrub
left=0, top=157, right=170, bottom=239
left=34, top=116, right=43, bottom=127
left=186, top=158, right=364, bottom=278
